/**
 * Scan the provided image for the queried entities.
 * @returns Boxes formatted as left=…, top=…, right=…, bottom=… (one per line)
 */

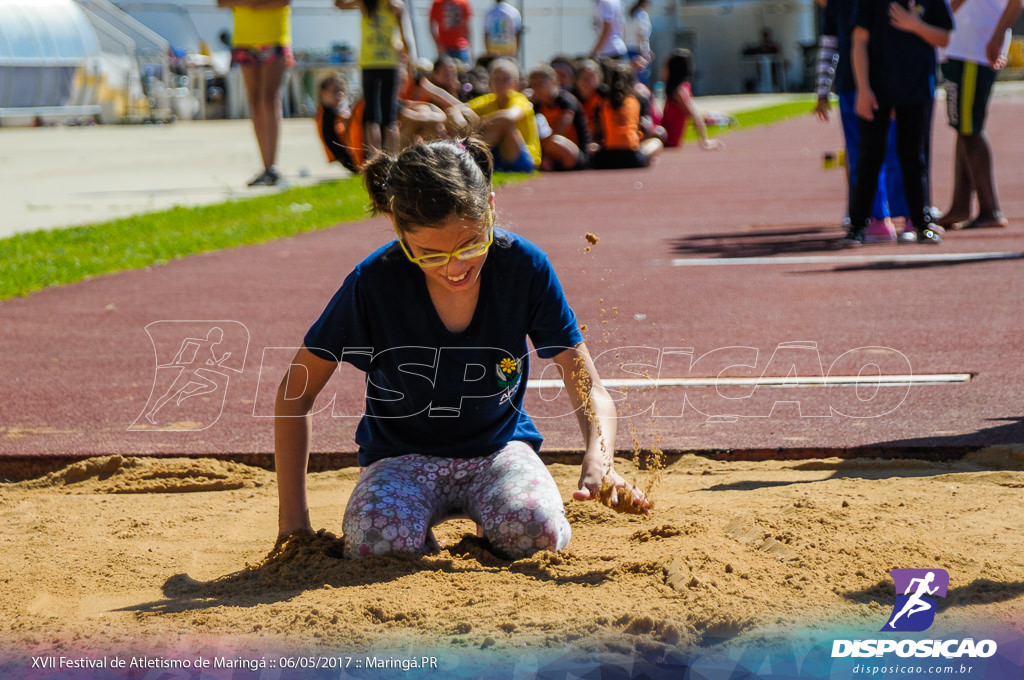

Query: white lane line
left=670, top=252, right=1023, bottom=267
left=527, top=374, right=972, bottom=389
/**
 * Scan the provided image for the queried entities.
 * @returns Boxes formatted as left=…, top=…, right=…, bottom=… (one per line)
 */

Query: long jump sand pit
left=2, top=451, right=1023, bottom=673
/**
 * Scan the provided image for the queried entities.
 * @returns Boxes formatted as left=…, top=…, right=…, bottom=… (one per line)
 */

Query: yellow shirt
left=232, top=7, right=291, bottom=48
left=360, top=8, right=401, bottom=69
left=468, top=91, right=541, bottom=166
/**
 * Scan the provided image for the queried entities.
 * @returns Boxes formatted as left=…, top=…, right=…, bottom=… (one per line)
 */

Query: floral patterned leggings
left=342, top=441, right=571, bottom=559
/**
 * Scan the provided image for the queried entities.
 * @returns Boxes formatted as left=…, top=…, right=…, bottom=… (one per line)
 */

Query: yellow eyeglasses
left=395, top=217, right=494, bottom=268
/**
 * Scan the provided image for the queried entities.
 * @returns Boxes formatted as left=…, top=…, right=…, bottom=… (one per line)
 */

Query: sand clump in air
left=1, top=452, right=1023, bottom=662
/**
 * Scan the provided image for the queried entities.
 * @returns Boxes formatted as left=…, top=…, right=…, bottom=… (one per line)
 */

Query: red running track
left=2, top=100, right=1022, bottom=465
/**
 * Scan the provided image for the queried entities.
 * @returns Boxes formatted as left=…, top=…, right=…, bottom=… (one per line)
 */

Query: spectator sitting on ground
left=574, top=58, right=607, bottom=147
left=465, top=64, right=492, bottom=99
left=550, top=55, right=577, bottom=93
left=315, top=72, right=361, bottom=173
left=463, top=58, right=541, bottom=173
left=661, top=48, right=724, bottom=150
left=396, top=65, right=450, bottom=147
left=404, top=57, right=480, bottom=133
left=430, top=55, right=471, bottom=101
left=630, top=73, right=666, bottom=145
left=588, top=61, right=663, bottom=169
left=528, top=64, right=589, bottom=170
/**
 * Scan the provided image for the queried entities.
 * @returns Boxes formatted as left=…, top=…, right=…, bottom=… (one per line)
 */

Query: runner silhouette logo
left=882, top=568, right=949, bottom=632
left=131, top=321, right=249, bottom=432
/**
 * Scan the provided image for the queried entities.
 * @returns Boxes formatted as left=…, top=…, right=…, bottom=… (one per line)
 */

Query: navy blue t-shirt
left=855, top=0, right=953, bottom=106
left=304, top=229, right=584, bottom=467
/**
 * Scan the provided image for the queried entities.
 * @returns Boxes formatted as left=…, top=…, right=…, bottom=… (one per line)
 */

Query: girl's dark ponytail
left=361, top=153, right=396, bottom=215
left=457, top=135, right=494, bottom=186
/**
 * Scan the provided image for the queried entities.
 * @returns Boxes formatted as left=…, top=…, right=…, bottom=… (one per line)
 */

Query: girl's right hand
left=700, top=138, right=724, bottom=151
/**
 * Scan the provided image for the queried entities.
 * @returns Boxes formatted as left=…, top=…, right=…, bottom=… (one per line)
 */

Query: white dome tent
left=0, top=0, right=185, bottom=125
left=0, top=0, right=102, bottom=123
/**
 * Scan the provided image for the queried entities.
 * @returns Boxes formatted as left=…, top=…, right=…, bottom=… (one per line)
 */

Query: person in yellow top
left=218, top=0, right=293, bottom=187
left=335, top=0, right=417, bottom=157
left=464, top=59, right=541, bottom=173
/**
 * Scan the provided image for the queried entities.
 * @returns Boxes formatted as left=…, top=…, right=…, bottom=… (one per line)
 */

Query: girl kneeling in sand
left=274, top=136, right=647, bottom=559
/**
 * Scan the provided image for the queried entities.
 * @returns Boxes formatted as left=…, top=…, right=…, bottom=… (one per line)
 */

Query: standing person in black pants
left=842, top=0, right=953, bottom=246
left=336, top=0, right=417, bottom=158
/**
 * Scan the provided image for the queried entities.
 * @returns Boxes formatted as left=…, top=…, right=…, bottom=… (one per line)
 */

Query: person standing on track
left=590, top=0, right=628, bottom=61
left=934, top=0, right=1022, bottom=230
left=429, top=0, right=474, bottom=65
left=273, top=136, right=649, bottom=559
left=219, top=0, right=293, bottom=187
left=841, top=0, right=953, bottom=246
left=815, top=0, right=914, bottom=243
left=335, top=0, right=417, bottom=158
left=483, top=0, right=522, bottom=62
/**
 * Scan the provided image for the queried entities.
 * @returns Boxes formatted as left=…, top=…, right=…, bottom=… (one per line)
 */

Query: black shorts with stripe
left=942, top=59, right=996, bottom=135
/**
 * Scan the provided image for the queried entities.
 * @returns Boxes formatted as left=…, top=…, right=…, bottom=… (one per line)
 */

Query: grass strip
left=1, top=99, right=815, bottom=300
left=0, top=178, right=372, bottom=300
left=686, top=97, right=815, bottom=142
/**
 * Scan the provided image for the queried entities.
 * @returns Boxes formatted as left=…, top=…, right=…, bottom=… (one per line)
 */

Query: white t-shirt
left=484, top=1, right=521, bottom=56
left=943, top=0, right=1012, bottom=65
left=626, top=8, right=652, bottom=57
left=593, top=0, right=627, bottom=57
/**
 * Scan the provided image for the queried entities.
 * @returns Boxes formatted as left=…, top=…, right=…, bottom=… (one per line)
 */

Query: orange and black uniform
left=536, top=89, right=592, bottom=151
left=316, top=101, right=364, bottom=173
left=579, top=91, right=604, bottom=150
left=590, top=94, right=648, bottom=169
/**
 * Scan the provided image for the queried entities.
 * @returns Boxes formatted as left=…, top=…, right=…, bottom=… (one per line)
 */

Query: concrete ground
left=0, top=93, right=812, bottom=239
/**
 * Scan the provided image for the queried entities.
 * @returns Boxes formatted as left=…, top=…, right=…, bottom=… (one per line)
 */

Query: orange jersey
left=599, top=95, right=640, bottom=150
left=537, top=99, right=575, bottom=144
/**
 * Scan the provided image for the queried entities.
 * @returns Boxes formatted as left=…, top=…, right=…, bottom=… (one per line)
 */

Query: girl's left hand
left=700, top=138, right=725, bottom=151
left=574, top=466, right=651, bottom=514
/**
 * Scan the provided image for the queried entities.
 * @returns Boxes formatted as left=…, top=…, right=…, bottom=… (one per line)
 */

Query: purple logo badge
left=882, top=568, right=949, bottom=632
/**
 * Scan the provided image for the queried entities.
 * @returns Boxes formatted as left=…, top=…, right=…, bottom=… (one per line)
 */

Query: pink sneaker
left=863, top=217, right=897, bottom=244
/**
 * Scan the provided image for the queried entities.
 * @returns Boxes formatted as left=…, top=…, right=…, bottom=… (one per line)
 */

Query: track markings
left=669, top=252, right=1023, bottom=267
left=527, top=373, right=973, bottom=389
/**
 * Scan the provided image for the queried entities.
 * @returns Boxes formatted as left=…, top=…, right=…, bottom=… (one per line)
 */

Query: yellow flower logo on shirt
left=495, top=356, right=522, bottom=394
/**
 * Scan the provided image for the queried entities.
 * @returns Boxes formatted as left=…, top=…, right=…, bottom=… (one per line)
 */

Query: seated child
left=397, top=64, right=449, bottom=147
left=587, top=61, right=663, bottom=169
left=660, top=49, right=723, bottom=150
left=528, top=64, right=588, bottom=170
left=315, top=73, right=361, bottom=173
left=574, top=58, right=605, bottom=148
left=550, top=54, right=577, bottom=93
left=464, top=58, right=541, bottom=173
